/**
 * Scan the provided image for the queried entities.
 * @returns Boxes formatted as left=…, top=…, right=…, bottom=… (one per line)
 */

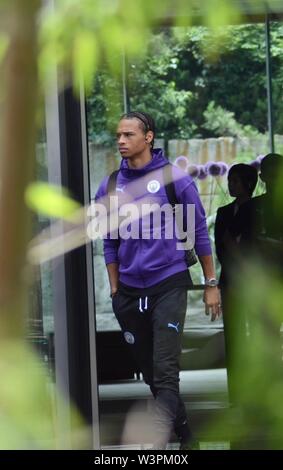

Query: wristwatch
left=205, top=278, right=218, bottom=287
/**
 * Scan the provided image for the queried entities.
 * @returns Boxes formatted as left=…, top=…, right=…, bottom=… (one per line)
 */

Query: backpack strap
left=163, top=163, right=197, bottom=267
left=106, top=170, right=120, bottom=241
left=107, top=170, right=120, bottom=194
left=162, top=163, right=178, bottom=207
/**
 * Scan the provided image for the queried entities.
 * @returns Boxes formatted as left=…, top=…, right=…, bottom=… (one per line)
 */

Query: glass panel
left=87, top=57, right=128, bottom=447
left=87, top=58, right=124, bottom=335
left=26, top=118, right=56, bottom=434
left=28, top=122, right=53, bottom=362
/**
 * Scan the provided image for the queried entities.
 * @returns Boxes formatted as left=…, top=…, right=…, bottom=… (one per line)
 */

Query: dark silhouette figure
left=215, top=163, right=258, bottom=405
left=235, top=153, right=283, bottom=346
left=240, top=153, right=283, bottom=257
left=227, top=153, right=283, bottom=449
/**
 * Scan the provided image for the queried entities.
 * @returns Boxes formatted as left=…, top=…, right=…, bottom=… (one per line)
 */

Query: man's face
left=116, top=118, right=151, bottom=158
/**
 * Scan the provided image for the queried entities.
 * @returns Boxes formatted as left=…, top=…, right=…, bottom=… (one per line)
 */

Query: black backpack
left=107, top=163, right=198, bottom=267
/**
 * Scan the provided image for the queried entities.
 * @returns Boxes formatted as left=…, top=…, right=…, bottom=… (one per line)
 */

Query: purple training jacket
left=95, top=148, right=211, bottom=288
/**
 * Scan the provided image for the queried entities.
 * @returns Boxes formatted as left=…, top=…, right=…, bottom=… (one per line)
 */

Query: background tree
left=87, top=23, right=283, bottom=143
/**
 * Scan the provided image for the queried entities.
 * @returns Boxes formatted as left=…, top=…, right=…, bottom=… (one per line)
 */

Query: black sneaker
left=179, top=438, right=200, bottom=450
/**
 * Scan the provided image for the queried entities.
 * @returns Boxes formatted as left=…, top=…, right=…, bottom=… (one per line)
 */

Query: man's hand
left=203, top=287, right=222, bottom=321
left=110, top=288, right=118, bottom=298
left=107, top=263, right=119, bottom=298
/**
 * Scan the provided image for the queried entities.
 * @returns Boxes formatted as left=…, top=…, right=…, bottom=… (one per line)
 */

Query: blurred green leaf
left=25, top=182, right=81, bottom=220
left=0, top=340, right=86, bottom=449
left=73, top=30, right=99, bottom=94
left=202, top=0, right=241, bottom=30
left=0, top=32, right=8, bottom=62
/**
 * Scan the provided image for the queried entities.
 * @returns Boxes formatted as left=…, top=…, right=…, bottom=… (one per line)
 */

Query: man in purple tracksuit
left=95, top=111, right=221, bottom=449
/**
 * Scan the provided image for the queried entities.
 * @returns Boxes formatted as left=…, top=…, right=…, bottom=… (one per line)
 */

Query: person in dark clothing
left=215, top=164, right=258, bottom=287
left=242, top=153, right=283, bottom=256
left=234, top=153, right=283, bottom=348
left=95, top=111, right=221, bottom=450
left=215, top=163, right=258, bottom=405
left=231, top=154, right=283, bottom=271
left=226, top=154, right=283, bottom=448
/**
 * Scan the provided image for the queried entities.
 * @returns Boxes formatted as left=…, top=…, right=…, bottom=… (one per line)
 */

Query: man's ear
left=145, top=130, right=154, bottom=143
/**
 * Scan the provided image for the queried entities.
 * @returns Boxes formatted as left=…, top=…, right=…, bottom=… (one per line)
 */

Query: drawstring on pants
left=139, top=296, right=148, bottom=312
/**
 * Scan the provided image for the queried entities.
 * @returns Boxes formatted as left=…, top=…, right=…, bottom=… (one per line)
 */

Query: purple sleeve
left=173, top=169, right=212, bottom=256
left=95, top=177, right=120, bottom=265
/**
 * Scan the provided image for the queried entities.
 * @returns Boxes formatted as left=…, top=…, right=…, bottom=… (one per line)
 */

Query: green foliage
left=86, top=70, right=124, bottom=145
left=203, top=101, right=258, bottom=138
left=87, top=22, right=283, bottom=143
left=0, top=340, right=86, bottom=449
left=25, top=183, right=81, bottom=220
left=41, top=0, right=242, bottom=95
left=129, top=51, right=195, bottom=139
left=0, top=32, right=8, bottom=62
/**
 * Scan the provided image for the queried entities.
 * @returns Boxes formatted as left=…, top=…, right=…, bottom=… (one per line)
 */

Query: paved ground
left=98, top=369, right=229, bottom=448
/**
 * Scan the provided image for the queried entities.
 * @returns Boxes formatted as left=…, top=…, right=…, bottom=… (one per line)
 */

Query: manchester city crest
left=147, top=180, right=160, bottom=193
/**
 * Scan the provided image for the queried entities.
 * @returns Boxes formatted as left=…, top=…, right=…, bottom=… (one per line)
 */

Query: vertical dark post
left=122, top=49, right=130, bottom=114
left=57, top=87, right=99, bottom=448
left=265, top=14, right=275, bottom=153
